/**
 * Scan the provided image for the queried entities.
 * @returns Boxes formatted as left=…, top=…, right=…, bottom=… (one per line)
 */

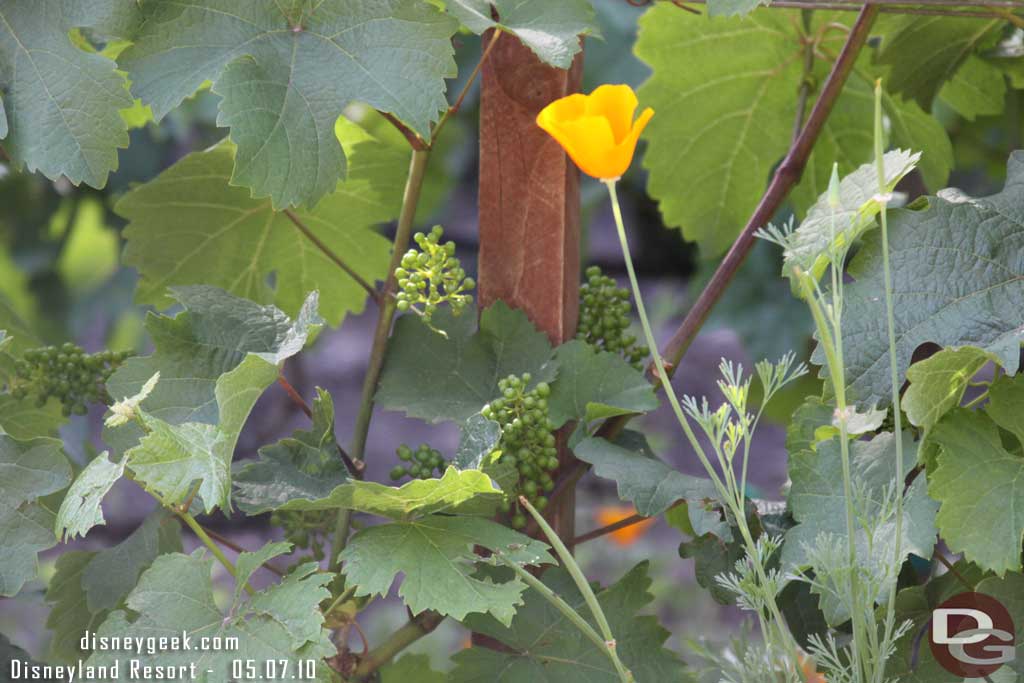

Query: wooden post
left=478, top=30, right=583, bottom=542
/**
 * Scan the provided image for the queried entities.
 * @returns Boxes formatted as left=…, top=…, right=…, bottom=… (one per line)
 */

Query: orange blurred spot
left=595, top=505, right=655, bottom=546
left=799, top=653, right=827, bottom=683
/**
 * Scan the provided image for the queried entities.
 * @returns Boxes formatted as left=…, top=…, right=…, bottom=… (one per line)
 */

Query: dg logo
left=930, top=592, right=1016, bottom=678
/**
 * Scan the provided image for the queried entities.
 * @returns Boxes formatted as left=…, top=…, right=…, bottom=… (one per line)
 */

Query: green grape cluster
left=9, top=343, right=131, bottom=416
left=481, top=373, right=557, bottom=529
left=394, top=225, right=475, bottom=323
left=577, top=265, right=649, bottom=370
left=389, top=443, right=448, bottom=481
left=270, top=510, right=333, bottom=562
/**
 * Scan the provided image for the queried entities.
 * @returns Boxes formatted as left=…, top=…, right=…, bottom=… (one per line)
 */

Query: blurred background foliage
left=1, top=0, right=1021, bottom=664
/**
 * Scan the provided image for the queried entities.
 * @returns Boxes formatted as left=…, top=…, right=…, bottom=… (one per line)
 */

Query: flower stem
left=518, top=497, right=633, bottom=683
left=875, top=78, right=907, bottom=683
left=605, top=180, right=801, bottom=675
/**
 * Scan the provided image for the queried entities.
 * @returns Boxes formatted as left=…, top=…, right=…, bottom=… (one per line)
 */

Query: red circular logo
left=929, top=592, right=1016, bottom=678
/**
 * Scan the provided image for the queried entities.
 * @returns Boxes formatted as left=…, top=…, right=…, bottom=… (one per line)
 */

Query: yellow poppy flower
left=536, top=84, right=654, bottom=181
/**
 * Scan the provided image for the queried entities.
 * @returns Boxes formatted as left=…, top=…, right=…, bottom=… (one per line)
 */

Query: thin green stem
left=350, top=148, right=431, bottom=462
left=430, top=29, right=502, bottom=146
left=603, top=181, right=722, bottom=493
left=352, top=611, right=443, bottom=678
left=519, top=497, right=632, bottom=682
left=606, top=180, right=801, bottom=677
left=283, top=208, right=381, bottom=304
left=332, top=147, right=431, bottom=571
left=800, top=274, right=866, bottom=683
left=875, top=78, right=906, bottom=683
left=494, top=554, right=630, bottom=682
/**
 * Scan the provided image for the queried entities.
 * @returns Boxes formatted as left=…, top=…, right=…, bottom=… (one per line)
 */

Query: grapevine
left=577, top=265, right=649, bottom=370
left=9, top=343, right=131, bottom=416
left=389, top=443, right=448, bottom=481
left=481, top=373, right=558, bottom=528
left=394, top=225, right=476, bottom=324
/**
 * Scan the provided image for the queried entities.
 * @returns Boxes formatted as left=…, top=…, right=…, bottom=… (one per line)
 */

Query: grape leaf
left=883, top=93, right=953, bottom=191
left=377, top=302, right=557, bottom=423
left=903, top=346, right=999, bottom=434
left=445, top=0, right=598, bottom=69
left=233, top=387, right=350, bottom=513
left=938, top=54, right=1007, bottom=121
left=85, top=550, right=334, bottom=681
left=678, top=528, right=746, bottom=605
left=0, top=434, right=70, bottom=596
left=81, top=512, right=182, bottom=613
left=636, top=8, right=878, bottom=255
left=0, top=0, right=132, bottom=188
left=453, top=562, right=686, bottom=682
left=785, top=394, right=834, bottom=459
left=636, top=7, right=799, bottom=255
left=875, top=15, right=1003, bottom=109
left=44, top=551, right=109, bottom=663
left=831, top=152, right=1024, bottom=408
left=782, top=149, right=920, bottom=282
left=930, top=376, right=1024, bottom=574
left=454, top=414, right=502, bottom=469
left=112, top=0, right=457, bottom=207
left=783, top=431, right=938, bottom=623
left=55, top=451, right=124, bottom=541
left=573, top=433, right=716, bottom=517
left=117, top=121, right=395, bottom=326
left=547, top=341, right=658, bottom=428
left=241, top=465, right=502, bottom=519
left=340, top=515, right=552, bottom=625
left=105, top=287, right=319, bottom=511
left=707, top=0, right=769, bottom=17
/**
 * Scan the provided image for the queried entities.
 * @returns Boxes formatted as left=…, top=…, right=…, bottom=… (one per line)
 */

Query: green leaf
left=117, top=126, right=395, bottom=326
left=252, top=466, right=503, bottom=519
left=106, top=287, right=318, bottom=511
left=574, top=433, right=716, bottom=517
left=903, top=346, right=998, bottom=434
left=380, top=655, right=446, bottom=683
left=85, top=551, right=334, bottom=681
left=0, top=434, right=70, bottom=596
left=0, top=0, right=132, bottom=187
left=47, top=515, right=181, bottom=662
left=636, top=7, right=798, bottom=255
left=548, top=341, right=658, bottom=427
left=706, top=0, right=769, bottom=17
left=454, top=413, right=502, bottom=469
left=678, top=529, right=746, bottom=605
left=127, top=418, right=234, bottom=514
left=0, top=394, right=65, bottom=440
left=445, top=0, right=598, bottom=69
left=378, top=302, right=557, bottom=423
left=81, top=512, right=182, bottom=613
left=45, top=551, right=109, bottom=663
left=832, top=152, right=1024, bottom=408
left=113, top=0, right=457, bottom=207
left=452, top=562, right=687, bottom=681
left=938, top=54, right=1007, bottom=121
left=55, top=451, right=125, bottom=541
left=875, top=15, right=1003, bottom=108
left=883, top=93, right=953, bottom=191
left=637, top=8, right=878, bottom=255
left=340, top=515, right=552, bottom=625
left=783, top=149, right=920, bottom=282
left=785, top=394, right=834, bottom=459
left=930, top=376, right=1024, bottom=574
left=783, top=431, right=938, bottom=623
left=233, top=388, right=350, bottom=513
